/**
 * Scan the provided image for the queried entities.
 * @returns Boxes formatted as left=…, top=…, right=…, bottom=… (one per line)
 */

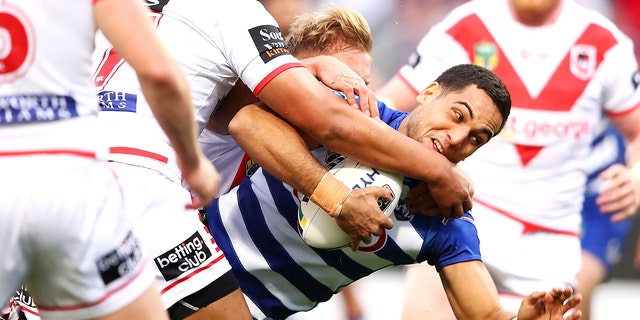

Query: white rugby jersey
left=396, top=0, right=640, bottom=233
left=0, top=0, right=105, bottom=153
left=93, top=0, right=301, bottom=182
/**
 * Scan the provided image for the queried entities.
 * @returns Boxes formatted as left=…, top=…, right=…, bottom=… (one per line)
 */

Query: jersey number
left=0, top=4, right=34, bottom=83
left=93, top=11, right=163, bottom=90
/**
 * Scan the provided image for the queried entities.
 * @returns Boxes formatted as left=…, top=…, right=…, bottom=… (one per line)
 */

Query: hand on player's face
left=406, top=83, right=502, bottom=163
left=301, top=54, right=379, bottom=118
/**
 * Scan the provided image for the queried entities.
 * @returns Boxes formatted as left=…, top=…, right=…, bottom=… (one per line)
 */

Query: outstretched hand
left=517, top=285, right=582, bottom=320
left=335, top=186, right=394, bottom=252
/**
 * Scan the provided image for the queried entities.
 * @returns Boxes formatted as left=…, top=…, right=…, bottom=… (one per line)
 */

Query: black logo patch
left=96, top=231, right=144, bottom=285
left=248, top=25, right=291, bottom=63
left=632, top=71, right=640, bottom=89
left=408, top=51, right=421, bottom=69
left=154, top=232, right=213, bottom=281
left=377, top=184, right=395, bottom=212
left=145, top=0, right=170, bottom=13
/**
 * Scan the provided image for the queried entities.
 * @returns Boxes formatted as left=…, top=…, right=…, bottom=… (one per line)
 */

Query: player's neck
left=509, top=1, right=562, bottom=27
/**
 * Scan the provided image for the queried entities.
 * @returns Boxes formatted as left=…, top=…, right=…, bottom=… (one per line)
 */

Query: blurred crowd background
left=263, top=0, right=640, bottom=90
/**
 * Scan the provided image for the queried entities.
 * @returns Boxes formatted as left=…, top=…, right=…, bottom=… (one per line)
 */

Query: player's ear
left=417, top=82, right=440, bottom=105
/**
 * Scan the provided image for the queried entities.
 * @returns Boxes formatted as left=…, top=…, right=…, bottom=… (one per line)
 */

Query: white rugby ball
left=297, top=156, right=403, bottom=249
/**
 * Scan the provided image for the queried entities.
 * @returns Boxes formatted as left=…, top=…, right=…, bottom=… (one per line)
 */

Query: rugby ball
left=297, top=156, right=403, bottom=249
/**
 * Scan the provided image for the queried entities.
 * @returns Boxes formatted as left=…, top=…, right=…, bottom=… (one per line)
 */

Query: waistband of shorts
left=108, top=146, right=181, bottom=184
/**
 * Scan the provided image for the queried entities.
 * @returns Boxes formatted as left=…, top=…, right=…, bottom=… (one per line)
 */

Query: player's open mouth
left=432, top=139, right=444, bottom=154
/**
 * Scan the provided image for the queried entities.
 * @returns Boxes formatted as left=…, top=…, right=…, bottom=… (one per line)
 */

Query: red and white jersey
left=93, top=0, right=302, bottom=182
left=397, top=0, right=640, bottom=232
left=0, top=0, right=105, bottom=154
left=198, top=129, right=252, bottom=195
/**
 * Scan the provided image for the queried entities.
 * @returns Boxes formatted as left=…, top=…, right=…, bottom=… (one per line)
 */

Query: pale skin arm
left=600, top=107, right=640, bottom=221
left=376, top=74, right=421, bottom=112
left=439, top=261, right=582, bottom=320
left=96, top=0, right=219, bottom=209
left=228, top=104, right=394, bottom=251
left=257, top=67, right=473, bottom=217
left=301, top=55, right=379, bottom=117
left=205, top=58, right=391, bottom=250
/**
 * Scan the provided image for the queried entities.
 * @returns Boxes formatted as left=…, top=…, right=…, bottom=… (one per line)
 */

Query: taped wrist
left=310, top=172, right=353, bottom=218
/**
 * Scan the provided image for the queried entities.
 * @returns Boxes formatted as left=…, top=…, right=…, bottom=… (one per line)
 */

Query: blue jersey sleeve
left=333, top=91, right=408, bottom=130
left=413, top=212, right=482, bottom=271
left=377, top=100, right=408, bottom=130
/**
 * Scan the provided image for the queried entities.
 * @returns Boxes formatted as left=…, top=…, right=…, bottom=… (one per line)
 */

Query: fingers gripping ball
left=297, top=157, right=403, bottom=249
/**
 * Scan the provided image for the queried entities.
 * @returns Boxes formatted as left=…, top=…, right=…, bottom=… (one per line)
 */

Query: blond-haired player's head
left=286, top=5, right=373, bottom=84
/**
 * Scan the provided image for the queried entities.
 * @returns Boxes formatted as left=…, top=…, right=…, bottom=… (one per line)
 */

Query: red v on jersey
left=447, top=14, right=617, bottom=166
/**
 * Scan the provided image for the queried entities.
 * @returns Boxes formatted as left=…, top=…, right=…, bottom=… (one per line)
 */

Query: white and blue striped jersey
left=204, top=100, right=482, bottom=319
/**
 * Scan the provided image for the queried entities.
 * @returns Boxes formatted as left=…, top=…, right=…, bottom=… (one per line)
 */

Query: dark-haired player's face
left=404, top=82, right=502, bottom=163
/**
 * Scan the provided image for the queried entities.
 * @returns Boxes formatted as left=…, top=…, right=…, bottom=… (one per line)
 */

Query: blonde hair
left=285, top=5, right=372, bottom=57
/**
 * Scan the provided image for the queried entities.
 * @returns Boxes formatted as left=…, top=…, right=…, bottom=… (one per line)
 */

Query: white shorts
left=472, top=202, right=581, bottom=313
left=109, top=162, right=233, bottom=309
left=0, top=154, right=155, bottom=320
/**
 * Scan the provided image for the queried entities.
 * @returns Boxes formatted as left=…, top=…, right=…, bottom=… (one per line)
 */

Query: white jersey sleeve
left=151, top=0, right=302, bottom=132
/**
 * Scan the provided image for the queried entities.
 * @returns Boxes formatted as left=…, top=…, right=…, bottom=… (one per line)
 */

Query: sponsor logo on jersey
left=0, top=94, right=78, bottom=124
left=98, top=91, right=137, bottom=113
left=96, top=231, right=143, bottom=285
left=144, top=0, right=169, bottom=12
left=473, top=42, right=498, bottom=70
left=13, top=286, right=36, bottom=309
left=570, top=45, right=596, bottom=80
left=154, top=232, right=213, bottom=281
left=500, top=109, right=589, bottom=144
left=248, top=25, right=291, bottom=63
left=408, top=51, right=421, bottom=69
left=393, top=199, right=413, bottom=221
left=244, top=157, right=260, bottom=178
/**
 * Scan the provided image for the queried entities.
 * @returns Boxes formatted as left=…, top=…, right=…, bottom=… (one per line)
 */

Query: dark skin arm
left=256, top=66, right=473, bottom=217
left=228, top=104, right=393, bottom=251
left=439, top=261, right=582, bottom=320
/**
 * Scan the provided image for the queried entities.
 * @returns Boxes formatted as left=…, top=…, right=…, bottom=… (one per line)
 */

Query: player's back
left=146, top=0, right=299, bottom=132
left=1, top=0, right=103, bottom=152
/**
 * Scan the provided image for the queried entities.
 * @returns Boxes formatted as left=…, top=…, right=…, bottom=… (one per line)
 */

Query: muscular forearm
left=229, top=104, right=325, bottom=196
left=258, top=67, right=452, bottom=184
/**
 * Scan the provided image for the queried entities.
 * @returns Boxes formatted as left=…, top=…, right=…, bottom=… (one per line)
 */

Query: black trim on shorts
left=167, top=270, right=240, bottom=320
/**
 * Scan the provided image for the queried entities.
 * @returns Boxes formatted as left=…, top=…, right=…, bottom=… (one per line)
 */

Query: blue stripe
left=240, top=175, right=331, bottom=317
left=372, top=237, right=415, bottom=266
left=206, top=182, right=290, bottom=318
left=263, top=172, right=375, bottom=281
